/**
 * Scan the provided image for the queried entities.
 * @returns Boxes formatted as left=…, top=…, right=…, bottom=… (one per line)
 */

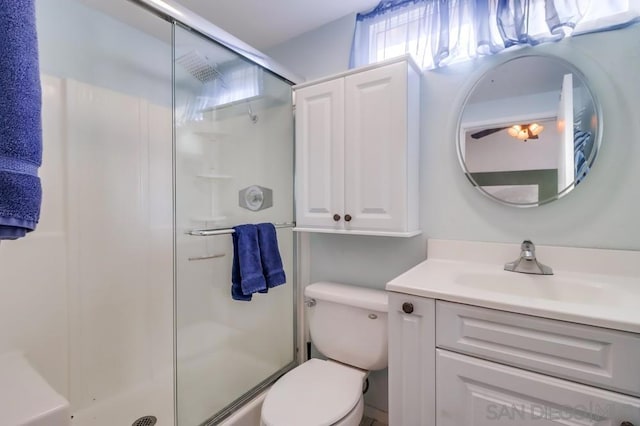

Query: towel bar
left=188, top=253, right=226, bottom=261
left=187, top=222, right=296, bottom=237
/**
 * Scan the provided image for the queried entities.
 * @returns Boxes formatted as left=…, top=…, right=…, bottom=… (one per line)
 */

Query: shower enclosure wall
left=0, top=1, right=297, bottom=425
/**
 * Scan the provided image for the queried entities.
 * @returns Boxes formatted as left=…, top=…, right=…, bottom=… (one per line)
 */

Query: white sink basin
left=454, top=272, right=634, bottom=307
left=387, top=239, right=640, bottom=333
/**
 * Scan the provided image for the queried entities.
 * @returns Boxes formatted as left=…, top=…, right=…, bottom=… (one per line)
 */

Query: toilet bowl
left=260, top=282, right=388, bottom=426
left=261, top=359, right=365, bottom=426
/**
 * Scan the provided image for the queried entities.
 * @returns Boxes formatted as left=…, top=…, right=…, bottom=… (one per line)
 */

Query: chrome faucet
left=504, top=240, right=553, bottom=275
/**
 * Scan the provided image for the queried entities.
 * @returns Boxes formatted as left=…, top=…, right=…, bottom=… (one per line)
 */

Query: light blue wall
left=36, top=0, right=172, bottom=106
left=268, top=19, right=640, bottom=292
left=266, top=13, right=357, bottom=82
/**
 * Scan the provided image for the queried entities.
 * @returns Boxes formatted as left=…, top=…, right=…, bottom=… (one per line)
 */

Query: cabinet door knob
left=402, top=302, right=414, bottom=314
left=333, top=214, right=341, bottom=222
left=345, top=214, right=352, bottom=222
left=621, top=422, right=635, bottom=426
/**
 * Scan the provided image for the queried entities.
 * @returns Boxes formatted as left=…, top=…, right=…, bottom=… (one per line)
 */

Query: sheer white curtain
left=350, top=0, right=640, bottom=70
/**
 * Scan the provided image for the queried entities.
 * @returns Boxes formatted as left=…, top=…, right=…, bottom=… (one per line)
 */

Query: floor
left=359, top=417, right=387, bottom=426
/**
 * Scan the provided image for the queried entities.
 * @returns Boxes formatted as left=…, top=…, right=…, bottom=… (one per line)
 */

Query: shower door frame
left=126, top=1, right=303, bottom=424
left=129, top=0, right=301, bottom=84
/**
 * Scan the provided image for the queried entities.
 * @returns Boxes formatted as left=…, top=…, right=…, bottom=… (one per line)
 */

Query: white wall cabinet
left=294, top=56, right=421, bottom=237
left=388, top=298, right=640, bottom=426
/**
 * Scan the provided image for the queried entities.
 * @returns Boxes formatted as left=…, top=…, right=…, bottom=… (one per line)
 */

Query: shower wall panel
left=0, top=75, right=69, bottom=398
left=64, top=80, right=173, bottom=413
left=26, top=1, right=176, bottom=423
left=0, top=72, right=175, bottom=425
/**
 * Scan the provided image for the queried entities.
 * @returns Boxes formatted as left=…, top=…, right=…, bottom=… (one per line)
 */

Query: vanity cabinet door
left=388, top=293, right=435, bottom=426
left=295, top=78, right=345, bottom=229
left=437, top=349, right=640, bottom=426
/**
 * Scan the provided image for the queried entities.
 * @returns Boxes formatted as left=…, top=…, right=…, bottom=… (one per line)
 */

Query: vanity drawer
left=437, top=349, right=640, bottom=426
left=436, top=301, right=640, bottom=397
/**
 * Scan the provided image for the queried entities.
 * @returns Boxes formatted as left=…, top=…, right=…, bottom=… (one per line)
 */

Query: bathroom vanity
left=387, top=239, right=640, bottom=426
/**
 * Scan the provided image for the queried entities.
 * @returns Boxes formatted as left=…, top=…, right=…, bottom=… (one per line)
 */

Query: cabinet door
left=388, top=294, right=435, bottom=426
left=437, top=349, right=640, bottom=426
left=295, top=79, right=345, bottom=228
left=344, top=61, right=408, bottom=232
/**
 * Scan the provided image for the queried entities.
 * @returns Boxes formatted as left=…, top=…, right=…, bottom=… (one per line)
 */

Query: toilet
left=261, top=282, right=388, bottom=426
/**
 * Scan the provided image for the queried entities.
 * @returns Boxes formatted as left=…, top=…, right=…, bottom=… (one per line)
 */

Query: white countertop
left=386, top=239, right=640, bottom=333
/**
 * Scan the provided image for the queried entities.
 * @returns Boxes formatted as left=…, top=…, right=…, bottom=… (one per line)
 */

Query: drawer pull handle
left=345, top=214, right=352, bottom=222
left=402, top=302, right=414, bottom=314
left=333, top=214, right=341, bottom=222
left=621, top=422, right=635, bottom=426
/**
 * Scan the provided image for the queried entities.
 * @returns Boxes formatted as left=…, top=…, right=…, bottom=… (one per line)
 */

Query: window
left=351, top=0, right=640, bottom=70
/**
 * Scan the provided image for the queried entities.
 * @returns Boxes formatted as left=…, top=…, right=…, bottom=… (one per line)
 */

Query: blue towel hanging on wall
left=0, top=0, right=43, bottom=240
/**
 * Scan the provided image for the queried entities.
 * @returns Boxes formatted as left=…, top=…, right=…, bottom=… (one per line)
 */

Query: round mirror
left=457, top=55, right=601, bottom=207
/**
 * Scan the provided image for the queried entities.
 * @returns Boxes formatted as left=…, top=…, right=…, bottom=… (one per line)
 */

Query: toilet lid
left=261, top=359, right=365, bottom=426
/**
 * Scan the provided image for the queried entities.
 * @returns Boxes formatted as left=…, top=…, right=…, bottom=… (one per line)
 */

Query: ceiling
left=173, top=0, right=379, bottom=50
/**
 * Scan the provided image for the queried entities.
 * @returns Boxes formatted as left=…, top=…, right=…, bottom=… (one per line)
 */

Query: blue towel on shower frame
left=0, top=0, right=43, bottom=240
left=231, top=231, right=253, bottom=301
left=257, top=223, right=286, bottom=288
left=231, top=224, right=267, bottom=301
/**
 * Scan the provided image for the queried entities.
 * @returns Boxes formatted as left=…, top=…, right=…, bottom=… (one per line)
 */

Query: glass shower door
left=173, top=25, right=296, bottom=425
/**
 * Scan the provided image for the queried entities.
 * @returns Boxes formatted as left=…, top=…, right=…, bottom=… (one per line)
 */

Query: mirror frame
left=456, top=53, right=604, bottom=208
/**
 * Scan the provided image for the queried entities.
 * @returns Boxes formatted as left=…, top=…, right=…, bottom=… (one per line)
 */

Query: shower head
left=176, top=50, right=224, bottom=84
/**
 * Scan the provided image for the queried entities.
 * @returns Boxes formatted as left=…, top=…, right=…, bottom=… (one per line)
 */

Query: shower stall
left=19, top=0, right=300, bottom=424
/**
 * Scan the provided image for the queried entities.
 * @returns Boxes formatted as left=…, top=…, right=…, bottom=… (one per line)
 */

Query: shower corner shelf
left=181, top=122, right=229, bottom=141
left=198, top=94, right=263, bottom=114
left=196, top=173, right=233, bottom=180
left=192, top=131, right=228, bottom=141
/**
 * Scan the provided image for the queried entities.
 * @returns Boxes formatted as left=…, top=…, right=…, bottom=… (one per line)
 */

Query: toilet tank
left=305, top=282, right=388, bottom=371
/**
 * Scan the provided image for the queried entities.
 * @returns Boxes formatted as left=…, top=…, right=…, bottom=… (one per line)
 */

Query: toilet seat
left=261, top=359, right=366, bottom=426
